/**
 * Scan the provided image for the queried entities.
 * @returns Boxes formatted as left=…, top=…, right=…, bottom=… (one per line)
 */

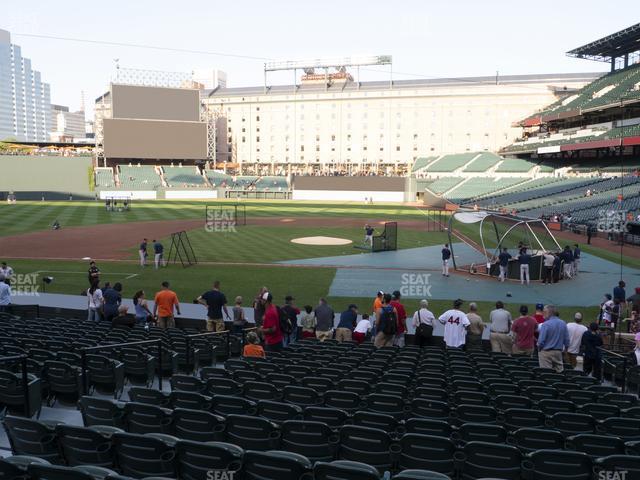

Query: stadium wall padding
left=99, top=190, right=157, bottom=200
left=0, top=156, right=93, bottom=194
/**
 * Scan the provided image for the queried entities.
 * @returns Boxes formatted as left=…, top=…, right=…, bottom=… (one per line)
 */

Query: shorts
left=207, top=318, right=225, bottom=332
left=158, top=315, right=175, bottom=329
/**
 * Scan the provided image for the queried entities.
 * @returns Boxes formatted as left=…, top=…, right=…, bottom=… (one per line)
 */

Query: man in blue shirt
left=336, top=304, right=358, bottom=342
left=613, top=280, right=626, bottom=304
left=518, top=248, right=531, bottom=285
left=153, top=240, right=165, bottom=269
left=497, top=248, right=512, bottom=283
left=139, top=238, right=148, bottom=267
left=537, top=304, right=570, bottom=372
left=572, top=244, right=581, bottom=276
left=441, top=244, right=451, bottom=277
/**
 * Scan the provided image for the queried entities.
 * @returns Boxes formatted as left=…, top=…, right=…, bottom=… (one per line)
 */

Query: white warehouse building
left=202, top=71, right=599, bottom=175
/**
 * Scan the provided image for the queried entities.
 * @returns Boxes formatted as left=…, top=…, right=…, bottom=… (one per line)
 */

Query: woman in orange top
left=243, top=331, right=265, bottom=358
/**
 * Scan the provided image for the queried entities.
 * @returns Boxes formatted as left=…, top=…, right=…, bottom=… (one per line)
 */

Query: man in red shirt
left=259, top=293, right=283, bottom=353
left=511, top=305, right=538, bottom=355
left=390, top=290, right=407, bottom=347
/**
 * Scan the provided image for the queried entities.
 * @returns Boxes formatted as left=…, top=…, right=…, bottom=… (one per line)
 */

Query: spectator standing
left=572, top=244, right=581, bottom=276
left=260, top=293, right=283, bottom=352
left=600, top=294, right=613, bottom=325
left=375, top=293, right=398, bottom=348
left=336, top=304, right=358, bottom=342
left=102, top=282, right=123, bottom=323
left=581, top=323, right=603, bottom=378
left=353, top=314, right=372, bottom=344
left=133, top=290, right=153, bottom=325
left=197, top=280, right=230, bottom=332
left=139, top=238, right=148, bottom=267
left=87, top=283, right=103, bottom=322
left=533, top=303, right=545, bottom=326
left=438, top=299, right=470, bottom=349
left=153, top=281, right=180, bottom=329
left=232, top=296, right=247, bottom=335
left=518, top=249, right=531, bottom=285
left=466, top=302, right=485, bottom=350
left=489, top=301, right=513, bottom=353
left=613, top=280, right=626, bottom=304
left=371, top=291, right=384, bottom=337
left=627, top=287, right=640, bottom=313
left=390, top=290, right=407, bottom=347
left=497, top=248, right=512, bottom=282
left=537, top=304, right=569, bottom=372
left=542, top=252, right=555, bottom=285
left=0, top=279, right=11, bottom=313
left=315, top=298, right=335, bottom=342
left=511, top=305, right=537, bottom=356
left=281, top=295, right=301, bottom=344
left=565, top=312, right=588, bottom=367
left=153, top=240, right=166, bottom=269
left=441, top=244, right=451, bottom=277
left=243, top=331, right=265, bottom=358
left=87, top=261, right=100, bottom=287
left=253, top=287, right=268, bottom=328
left=300, top=305, right=317, bottom=339
left=0, top=262, right=14, bottom=281
left=412, top=299, right=436, bottom=348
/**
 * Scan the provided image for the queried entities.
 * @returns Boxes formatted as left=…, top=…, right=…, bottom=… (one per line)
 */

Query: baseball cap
left=262, top=292, right=270, bottom=301
left=574, top=312, right=583, bottom=320
left=535, top=303, right=544, bottom=310
left=377, top=290, right=384, bottom=296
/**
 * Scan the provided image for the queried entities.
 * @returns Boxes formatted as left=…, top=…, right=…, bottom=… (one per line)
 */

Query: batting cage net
left=372, top=222, right=398, bottom=252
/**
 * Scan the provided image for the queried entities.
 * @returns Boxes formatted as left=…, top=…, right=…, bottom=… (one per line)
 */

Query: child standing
left=232, top=296, right=247, bottom=335
left=300, top=305, right=316, bottom=339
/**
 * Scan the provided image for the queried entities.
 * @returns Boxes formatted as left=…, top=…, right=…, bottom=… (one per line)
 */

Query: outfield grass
left=0, top=200, right=434, bottom=237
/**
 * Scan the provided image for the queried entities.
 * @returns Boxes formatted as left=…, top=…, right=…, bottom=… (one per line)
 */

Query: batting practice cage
left=205, top=203, right=247, bottom=229
left=372, top=222, right=398, bottom=252
left=104, top=196, right=132, bottom=212
left=167, top=231, right=198, bottom=268
left=447, top=210, right=561, bottom=280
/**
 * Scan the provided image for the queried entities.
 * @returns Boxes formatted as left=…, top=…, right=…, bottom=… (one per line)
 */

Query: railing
left=242, top=326, right=258, bottom=349
left=80, top=339, right=163, bottom=394
left=598, top=346, right=629, bottom=392
left=0, top=354, right=31, bottom=417
left=184, top=330, right=230, bottom=368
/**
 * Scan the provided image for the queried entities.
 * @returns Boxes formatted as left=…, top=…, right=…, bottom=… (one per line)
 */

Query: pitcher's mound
left=291, top=236, right=353, bottom=246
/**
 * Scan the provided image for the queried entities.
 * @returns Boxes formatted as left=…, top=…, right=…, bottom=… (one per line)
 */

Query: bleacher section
left=424, top=153, right=477, bottom=172
left=94, top=168, right=115, bottom=188
left=411, top=156, right=437, bottom=173
left=527, top=63, right=640, bottom=120
left=446, top=177, right=527, bottom=204
left=162, top=165, right=208, bottom=188
left=0, top=311, right=638, bottom=480
left=256, top=176, right=289, bottom=190
left=118, top=165, right=163, bottom=190
left=424, top=177, right=463, bottom=194
left=206, top=170, right=231, bottom=186
left=494, top=158, right=536, bottom=173
left=461, top=153, right=501, bottom=172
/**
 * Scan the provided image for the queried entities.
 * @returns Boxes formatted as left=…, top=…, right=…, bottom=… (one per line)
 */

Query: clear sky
left=2, top=0, right=635, bottom=113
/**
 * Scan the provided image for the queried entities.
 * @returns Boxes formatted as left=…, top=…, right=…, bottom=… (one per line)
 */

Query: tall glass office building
left=0, top=29, right=52, bottom=142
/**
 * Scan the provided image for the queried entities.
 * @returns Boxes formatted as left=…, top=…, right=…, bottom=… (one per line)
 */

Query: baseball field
left=1, top=199, right=637, bottom=320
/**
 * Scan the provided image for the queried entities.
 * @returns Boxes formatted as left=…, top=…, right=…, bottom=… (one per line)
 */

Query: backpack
left=277, top=306, right=293, bottom=334
left=380, top=305, right=397, bottom=336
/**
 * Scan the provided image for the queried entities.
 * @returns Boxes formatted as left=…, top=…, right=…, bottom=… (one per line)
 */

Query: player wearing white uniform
left=438, top=299, right=470, bottom=348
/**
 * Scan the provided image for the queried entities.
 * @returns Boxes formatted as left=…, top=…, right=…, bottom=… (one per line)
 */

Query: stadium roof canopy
left=567, top=23, right=640, bottom=62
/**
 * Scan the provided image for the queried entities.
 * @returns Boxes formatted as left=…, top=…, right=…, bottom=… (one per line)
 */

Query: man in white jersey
left=438, top=298, right=470, bottom=348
